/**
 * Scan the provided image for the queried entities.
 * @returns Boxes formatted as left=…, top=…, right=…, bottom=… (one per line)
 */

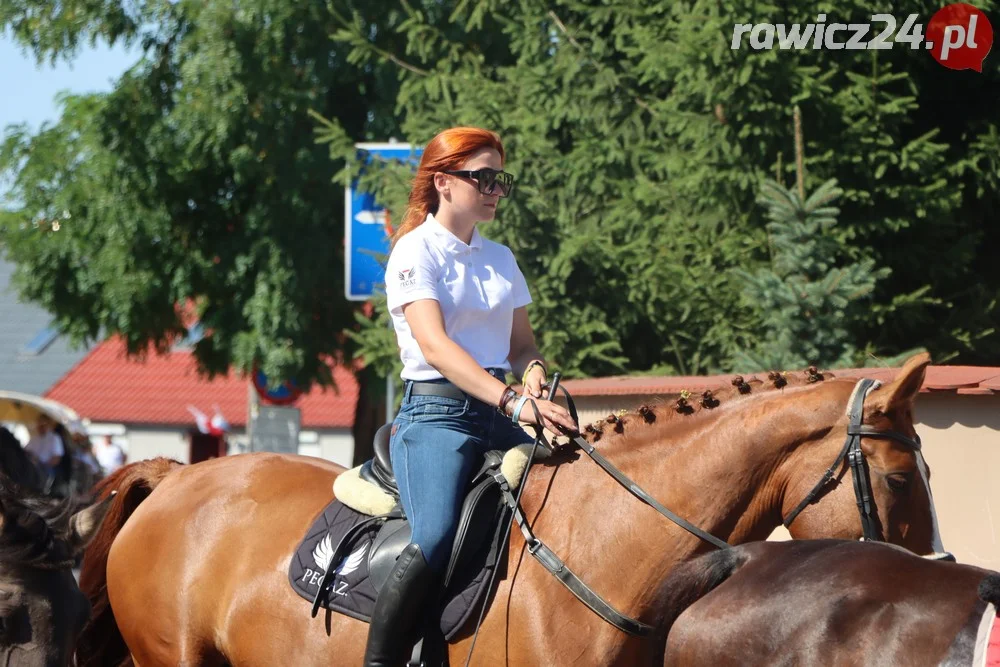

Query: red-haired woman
left=364, top=127, right=577, bottom=666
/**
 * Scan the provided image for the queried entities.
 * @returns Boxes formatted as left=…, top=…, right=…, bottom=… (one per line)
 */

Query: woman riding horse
left=368, top=126, right=576, bottom=666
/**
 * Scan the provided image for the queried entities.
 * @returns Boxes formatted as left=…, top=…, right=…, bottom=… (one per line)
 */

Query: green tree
left=0, top=0, right=432, bottom=460
left=734, top=178, right=890, bottom=371
left=0, top=0, right=408, bottom=385
left=4, top=0, right=999, bottom=439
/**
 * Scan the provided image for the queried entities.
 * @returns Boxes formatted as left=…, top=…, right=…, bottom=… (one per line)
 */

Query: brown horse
left=660, top=539, right=999, bottom=666
left=79, top=355, right=938, bottom=666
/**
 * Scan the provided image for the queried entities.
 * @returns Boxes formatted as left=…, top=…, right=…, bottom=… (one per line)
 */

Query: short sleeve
left=385, top=235, right=441, bottom=314
left=511, top=253, right=532, bottom=308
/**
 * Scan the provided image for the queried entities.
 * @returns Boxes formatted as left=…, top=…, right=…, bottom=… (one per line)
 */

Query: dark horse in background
left=0, top=471, right=111, bottom=666
left=0, top=426, right=44, bottom=492
left=661, top=539, right=1000, bottom=666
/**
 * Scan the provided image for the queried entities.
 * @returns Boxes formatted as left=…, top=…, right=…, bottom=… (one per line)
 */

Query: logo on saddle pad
left=300, top=535, right=367, bottom=596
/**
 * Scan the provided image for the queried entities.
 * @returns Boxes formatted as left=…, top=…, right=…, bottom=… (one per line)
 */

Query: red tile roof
left=556, top=366, right=1000, bottom=397
left=44, top=338, right=357, bottom=429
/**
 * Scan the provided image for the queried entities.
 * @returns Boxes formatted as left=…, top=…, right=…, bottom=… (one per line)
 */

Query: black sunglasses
left=442, top=168, right=515, bottom=197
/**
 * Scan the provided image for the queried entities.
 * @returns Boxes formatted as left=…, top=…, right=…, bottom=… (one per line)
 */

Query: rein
left=466, top=372, right=725, bottom=662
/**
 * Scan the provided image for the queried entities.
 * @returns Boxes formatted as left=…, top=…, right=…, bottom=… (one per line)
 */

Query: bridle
left=782, top=378, right=939, bottom=545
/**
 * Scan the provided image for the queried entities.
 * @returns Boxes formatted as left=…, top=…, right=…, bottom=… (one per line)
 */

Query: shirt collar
left=424, top=213, right=482, bottom=254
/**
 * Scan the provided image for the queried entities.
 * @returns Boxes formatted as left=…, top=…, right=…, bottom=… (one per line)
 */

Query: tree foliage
left=0, top=0, right=410, bottom=388
left=734, top=178, right=890, bottom=371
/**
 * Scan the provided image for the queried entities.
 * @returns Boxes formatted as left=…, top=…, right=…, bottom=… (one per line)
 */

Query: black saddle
left=294, top=423, right=514, bottom=653
left=353, top=423, right=514, bottom=601
left=359, top=423, right=398, bottom=494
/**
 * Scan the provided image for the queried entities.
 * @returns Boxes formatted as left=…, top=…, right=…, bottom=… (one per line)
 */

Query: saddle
left=361, top=423, right=514, bottom=591
left=290, top=424, right=542, bottom=642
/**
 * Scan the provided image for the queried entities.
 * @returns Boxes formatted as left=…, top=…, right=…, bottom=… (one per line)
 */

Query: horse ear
left=870, top=352, right=931, bottom=415
left=67, top=491, right=115, bottom=556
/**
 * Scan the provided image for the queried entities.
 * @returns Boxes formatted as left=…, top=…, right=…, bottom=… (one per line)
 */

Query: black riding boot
left=363, top=543, right=435, bottom=667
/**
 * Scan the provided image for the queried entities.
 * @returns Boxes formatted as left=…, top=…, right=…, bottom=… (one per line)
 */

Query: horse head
left=779, top=352, right=938, bottom=554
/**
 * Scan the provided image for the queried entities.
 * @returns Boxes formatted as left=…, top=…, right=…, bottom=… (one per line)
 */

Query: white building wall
left=317, top=430, right=354, bottom=468
left=121, top=427, right=190, bottom=463
left=87, top=422, right=355, bottom=468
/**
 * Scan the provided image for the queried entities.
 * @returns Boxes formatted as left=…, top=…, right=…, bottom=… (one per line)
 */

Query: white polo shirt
left=385, top=213, right=532, bottom=381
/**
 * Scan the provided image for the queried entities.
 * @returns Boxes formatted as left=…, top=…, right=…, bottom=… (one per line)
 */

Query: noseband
left=783, top=378, right=924, bottom=542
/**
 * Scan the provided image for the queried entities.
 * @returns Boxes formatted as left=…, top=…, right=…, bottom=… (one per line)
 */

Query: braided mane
left=580, top=366, right=835, bottom=446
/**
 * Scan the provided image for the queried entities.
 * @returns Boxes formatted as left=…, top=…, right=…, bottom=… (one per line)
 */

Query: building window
left=21, top=325, right=58, bottom=356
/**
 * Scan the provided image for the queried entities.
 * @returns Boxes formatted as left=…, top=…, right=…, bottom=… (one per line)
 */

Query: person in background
left=74, top=439, right=102, bottom=477
left=94, top=435, right=126, bottom=476
left=24, top=417, right=64, bottom=488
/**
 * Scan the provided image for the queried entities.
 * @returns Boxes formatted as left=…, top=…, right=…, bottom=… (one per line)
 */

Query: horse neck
left=523, top=383, right=843, bottom=622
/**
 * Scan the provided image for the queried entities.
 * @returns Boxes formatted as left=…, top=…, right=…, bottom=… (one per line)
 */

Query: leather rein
left=476, top=374, right=926, bottom=642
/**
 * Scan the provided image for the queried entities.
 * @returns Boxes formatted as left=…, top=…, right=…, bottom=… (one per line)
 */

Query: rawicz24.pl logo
left=731, top=3, right=993, bottom=72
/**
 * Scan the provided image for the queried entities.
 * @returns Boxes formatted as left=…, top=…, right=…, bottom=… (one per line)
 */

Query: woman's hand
left=511, top=397, right=577, bottom=435
left=522, top=364, right=546, bottom=399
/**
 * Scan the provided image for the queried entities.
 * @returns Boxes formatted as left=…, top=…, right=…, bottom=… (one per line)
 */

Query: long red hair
left=390, top=127, right=505, bottom=247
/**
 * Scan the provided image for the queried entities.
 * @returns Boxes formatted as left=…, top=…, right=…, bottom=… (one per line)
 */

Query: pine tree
left=733, top=177, right=889, bottom=371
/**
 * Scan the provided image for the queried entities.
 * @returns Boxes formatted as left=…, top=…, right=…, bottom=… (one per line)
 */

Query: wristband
left=511, top=395, right=531, bottom=423
left=497, top=385, right=518, bottom=416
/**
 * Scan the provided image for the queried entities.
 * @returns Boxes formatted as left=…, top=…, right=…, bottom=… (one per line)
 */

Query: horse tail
left=660, top=546, right=752, bottom=634
left=979, top=573, right=1000, bottom=607
left=76, top=457, right=183, bottom=667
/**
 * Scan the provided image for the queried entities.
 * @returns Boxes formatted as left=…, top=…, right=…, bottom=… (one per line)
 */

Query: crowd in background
left=0, top=419, right=126, bottom=498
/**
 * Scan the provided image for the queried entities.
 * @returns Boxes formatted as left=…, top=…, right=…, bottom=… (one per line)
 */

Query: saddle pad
left=289, top=498, right=505, bottom=640
left=974, top=602, right=1000, bottom=667
left=989, top=612, right=1000, bottom=667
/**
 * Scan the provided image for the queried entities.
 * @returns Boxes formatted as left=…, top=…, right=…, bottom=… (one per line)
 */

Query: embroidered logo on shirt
left=398, top=267, right=417, bottom=288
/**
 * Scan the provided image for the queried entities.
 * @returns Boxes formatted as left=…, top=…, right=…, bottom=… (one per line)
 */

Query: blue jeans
left=390, top=371, right=534, bottom=573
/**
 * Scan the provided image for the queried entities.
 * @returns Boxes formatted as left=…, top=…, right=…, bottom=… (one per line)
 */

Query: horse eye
left=886, top=473, right=912, bottom=493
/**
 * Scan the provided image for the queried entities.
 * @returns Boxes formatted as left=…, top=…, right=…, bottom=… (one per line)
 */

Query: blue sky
left=0, top=30, right=140, bottom=134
